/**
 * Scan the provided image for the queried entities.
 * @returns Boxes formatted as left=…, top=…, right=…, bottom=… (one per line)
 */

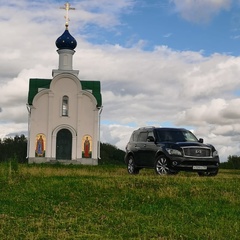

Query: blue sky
left=1, top=0, right=240, bottom=161
left=80, top=0, right=240, bottom=55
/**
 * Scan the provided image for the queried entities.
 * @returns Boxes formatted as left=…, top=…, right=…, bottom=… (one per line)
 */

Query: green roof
left=28, top=78, right=102, bottom=107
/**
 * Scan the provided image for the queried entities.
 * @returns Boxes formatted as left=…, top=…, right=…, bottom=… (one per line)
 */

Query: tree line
left=220, top=155, right=240, bottom=169
left=0, top=135, right=240, bottom=169
left=0, top=135, right=27, bottom=163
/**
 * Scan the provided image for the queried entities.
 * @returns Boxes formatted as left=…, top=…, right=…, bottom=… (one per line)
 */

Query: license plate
left=193, top=166, right=207, bottom=170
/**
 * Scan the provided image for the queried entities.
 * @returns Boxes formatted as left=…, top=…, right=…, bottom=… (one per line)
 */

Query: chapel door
left=56, top=129, right=72, bottom=160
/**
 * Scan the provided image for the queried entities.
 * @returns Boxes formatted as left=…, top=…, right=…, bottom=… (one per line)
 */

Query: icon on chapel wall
left=82, top=135, right=92, bottom=158
left=35, top=134, right=46, bottom=157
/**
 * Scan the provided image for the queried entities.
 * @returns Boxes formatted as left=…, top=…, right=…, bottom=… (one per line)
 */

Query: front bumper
left=168, top=156, right=220, bottom=172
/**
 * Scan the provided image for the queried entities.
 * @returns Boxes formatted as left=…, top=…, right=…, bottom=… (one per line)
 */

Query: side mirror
left=199, top=138, right=203, bottom=143
left=147, top=136, right=155, bottom=142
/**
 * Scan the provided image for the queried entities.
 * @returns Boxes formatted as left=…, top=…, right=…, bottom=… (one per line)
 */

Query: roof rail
left=138, top=126, right=155, bottom=130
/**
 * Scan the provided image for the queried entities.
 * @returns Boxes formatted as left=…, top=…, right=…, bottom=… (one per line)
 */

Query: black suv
left=124, top=127, right=220, bottom=176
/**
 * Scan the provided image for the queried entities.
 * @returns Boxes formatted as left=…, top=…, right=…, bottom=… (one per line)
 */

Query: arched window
left=62, top=95, right=69, bottom=116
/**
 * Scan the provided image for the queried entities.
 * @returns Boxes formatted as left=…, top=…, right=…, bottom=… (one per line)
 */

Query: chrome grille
left=182, top=147, right=211, bottom=158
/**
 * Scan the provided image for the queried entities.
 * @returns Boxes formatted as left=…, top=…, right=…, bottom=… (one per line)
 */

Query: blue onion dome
left=56, top=27, right=77, bottom=50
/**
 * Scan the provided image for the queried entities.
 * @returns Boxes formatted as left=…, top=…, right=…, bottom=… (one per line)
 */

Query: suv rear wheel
left=155, top=155, right=170, bottom=175
left=127, top=156, right=139, bottom=175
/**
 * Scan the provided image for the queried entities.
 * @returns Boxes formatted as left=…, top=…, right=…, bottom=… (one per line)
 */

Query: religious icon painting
left=82, top=135, right=92, bottom=158
left=35, top=134, right=46, bottom=157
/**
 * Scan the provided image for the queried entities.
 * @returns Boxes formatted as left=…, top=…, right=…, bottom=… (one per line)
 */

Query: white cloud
left=171, top=0, right=231, bottom=23
left=101, top=124, right=134, bottom=149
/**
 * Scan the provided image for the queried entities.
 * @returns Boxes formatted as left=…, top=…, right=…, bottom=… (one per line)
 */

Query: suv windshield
left=155, top=129, right=198, bottom=143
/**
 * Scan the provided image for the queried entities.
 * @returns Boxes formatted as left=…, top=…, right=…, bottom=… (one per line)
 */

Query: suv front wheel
left=155, top=155, right=170, bottom=175
left=127, top=156, right=139, bottom=175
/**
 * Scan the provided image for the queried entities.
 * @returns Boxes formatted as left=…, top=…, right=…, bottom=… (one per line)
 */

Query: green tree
left=0, top=135, right=27, bottom=163
left=99, top=143, right=125, bottom=165
left=220, top=155, right=240, bottom=169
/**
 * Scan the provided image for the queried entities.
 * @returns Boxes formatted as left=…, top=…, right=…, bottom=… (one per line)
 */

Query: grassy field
left=0, top=163, right=239, bottom=240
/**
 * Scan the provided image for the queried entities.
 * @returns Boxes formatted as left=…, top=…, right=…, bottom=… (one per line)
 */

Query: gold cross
left=60, top=2, right=76, bottom=28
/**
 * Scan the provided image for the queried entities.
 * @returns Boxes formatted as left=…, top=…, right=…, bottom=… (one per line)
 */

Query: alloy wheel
left=155, top=155, right=170, bottom=175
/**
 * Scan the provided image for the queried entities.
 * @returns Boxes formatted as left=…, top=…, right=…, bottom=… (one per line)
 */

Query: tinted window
left=130, top=131, right=139, bottom=142
left=137, top=132, right=148, bottom=142
left=182, top=131, right=198, bottom=142
left=156, top=129, right=198, bottom=142
left=147, top=131, right=154, bottom=138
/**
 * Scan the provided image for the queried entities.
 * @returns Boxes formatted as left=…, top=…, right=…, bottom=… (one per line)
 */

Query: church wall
left=28, top=90, right=49, bottom=160
left=77, top=93, right=99, bottom=159
left=48, top=76, right=79, bottom=161
left=51, top=77, right=79, bottom=128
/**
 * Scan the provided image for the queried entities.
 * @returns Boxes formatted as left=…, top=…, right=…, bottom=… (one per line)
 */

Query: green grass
left=0, top=164, right=239, bottom=239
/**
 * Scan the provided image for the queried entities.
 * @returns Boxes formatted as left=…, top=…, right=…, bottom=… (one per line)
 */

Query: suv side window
left=130, top=131, right=139, bottom=142
left=137, top=132, right=148, bottom=142
left=156, top=130, right=170, bottom=142
left=146, top=131, right=155, bottom=142
left=147, top=131, right=154, bottom=138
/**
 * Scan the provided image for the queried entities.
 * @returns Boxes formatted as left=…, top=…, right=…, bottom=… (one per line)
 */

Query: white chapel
left=27, top=9, right=102, bottom=165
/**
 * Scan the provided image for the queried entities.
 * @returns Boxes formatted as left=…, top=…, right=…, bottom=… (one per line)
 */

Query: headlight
left=166, top=148, right=182, bottom=156
left=213, top=151, right=218, bottom=157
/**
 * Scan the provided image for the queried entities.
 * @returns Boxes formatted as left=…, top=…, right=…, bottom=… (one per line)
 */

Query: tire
left=155, top=155, right=170, bottom=175
left=127, top=156, right=139, bottom=175
left=198, top=169, right=218, bottom=177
